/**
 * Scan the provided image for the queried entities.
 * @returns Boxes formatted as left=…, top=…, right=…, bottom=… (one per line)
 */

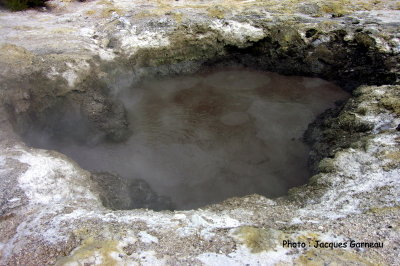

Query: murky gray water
left=24, top=67, right=349, bottom=209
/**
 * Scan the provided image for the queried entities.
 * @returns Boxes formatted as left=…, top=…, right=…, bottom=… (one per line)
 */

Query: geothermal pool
left=23, top=67, right=350, bottom=210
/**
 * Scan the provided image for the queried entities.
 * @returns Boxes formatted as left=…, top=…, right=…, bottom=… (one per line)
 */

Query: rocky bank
left=0, top=0, right=399, bottom=265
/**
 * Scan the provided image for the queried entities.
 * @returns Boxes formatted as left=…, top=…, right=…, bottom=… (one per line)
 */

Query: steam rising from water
left=24, top=67, right=349, bottom=210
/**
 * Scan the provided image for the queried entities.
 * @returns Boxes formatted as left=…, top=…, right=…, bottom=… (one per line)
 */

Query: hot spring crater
left=0, top=1, right=399, bottom=265
left=22, top=66, right=350, bottom=210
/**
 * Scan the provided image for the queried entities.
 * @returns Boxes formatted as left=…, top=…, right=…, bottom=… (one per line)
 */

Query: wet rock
left=82, top=92, right=131, bottom=142
left=0, top=0, right=399, bottom=265
left=91, top=172, right=174, bottom=211
left=304, top=85, right=400, bottom=173
left=354, top=32, right=377, bottom=50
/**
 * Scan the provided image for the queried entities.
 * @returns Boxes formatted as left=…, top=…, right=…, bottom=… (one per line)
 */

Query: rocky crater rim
left=0, top=2, right=399, bottom=264
left=1, top=7, right=399, bottom=210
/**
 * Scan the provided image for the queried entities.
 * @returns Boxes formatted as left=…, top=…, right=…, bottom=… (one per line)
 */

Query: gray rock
left=91, top=172, right=174, bottom=211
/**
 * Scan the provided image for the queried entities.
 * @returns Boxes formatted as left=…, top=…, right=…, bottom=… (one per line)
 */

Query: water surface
left=25, top=67, right=350, bottom=209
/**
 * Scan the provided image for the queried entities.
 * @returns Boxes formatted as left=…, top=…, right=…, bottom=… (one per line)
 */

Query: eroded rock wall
left=0, top=0, right=399, bottom=265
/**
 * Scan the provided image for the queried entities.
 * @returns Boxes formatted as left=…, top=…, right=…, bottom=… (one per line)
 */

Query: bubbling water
left=24, top=67, right=350, bottom=210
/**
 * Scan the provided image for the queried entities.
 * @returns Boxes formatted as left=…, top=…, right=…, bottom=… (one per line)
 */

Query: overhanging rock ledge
left=0, top=0, right=399, bottom=265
